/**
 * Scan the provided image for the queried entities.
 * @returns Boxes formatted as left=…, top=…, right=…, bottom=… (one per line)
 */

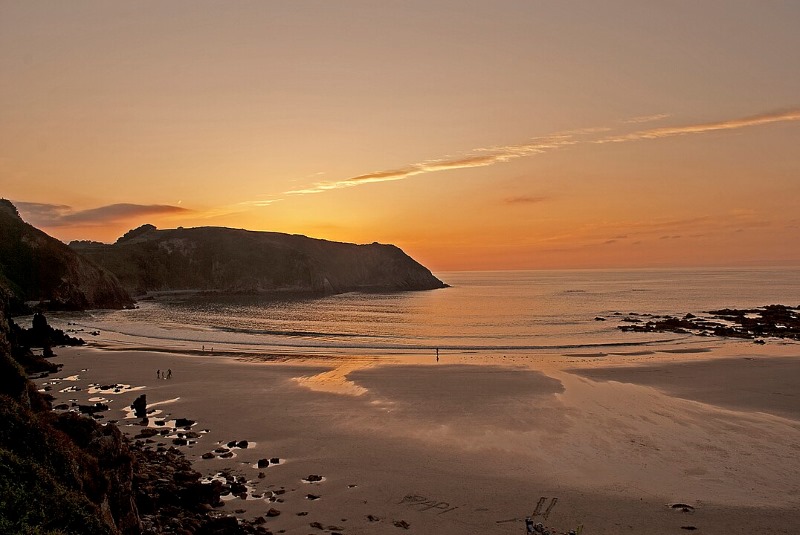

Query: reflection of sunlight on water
left=293, top=362, right=370, bottom=396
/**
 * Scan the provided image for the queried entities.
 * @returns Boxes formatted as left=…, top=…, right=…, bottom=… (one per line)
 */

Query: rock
left=174, top=418, right=195, bottom=428
left=367, top=515, right=380, bottom=522
left=136, top=428, right=160, bottom=438
left=266, top=508, right=280, bottom=517
left=236, top=440, right=248, bottom=449
left=197, top=515, right=241, bottom=535
left=78, top=402, right=109, bottom=415
left=309, top=522, right=324, bottom=529
left=269, top=457, right=280, bottom=464
left=131, top=394, right=147, bottom=418
left=230, top=482, right=247, bottom=495
left=393, top=519, right=411, bottom=529
left=257, top=472, right=266, bottom=478
left=202, top=452, right=215, bottom=459
left=304, top=474, right=323, bottom=482
left=257, top=458, right=270, bottom=468
left=306, top=494, right=320, bottom=500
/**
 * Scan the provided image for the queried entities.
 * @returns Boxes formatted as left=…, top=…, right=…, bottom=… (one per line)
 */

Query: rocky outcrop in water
left=71, top=224, right=447, bottom=296
left=0, top=199, right=134, bottom=311
left=618, top=304, right=800, bottom=341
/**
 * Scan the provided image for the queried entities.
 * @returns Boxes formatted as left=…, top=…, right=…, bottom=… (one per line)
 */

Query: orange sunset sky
left=2, top=2, right=799, bottom=271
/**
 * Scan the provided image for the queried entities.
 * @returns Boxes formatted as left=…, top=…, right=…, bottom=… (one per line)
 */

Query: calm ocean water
left=46, top=268, right=800, bottom=356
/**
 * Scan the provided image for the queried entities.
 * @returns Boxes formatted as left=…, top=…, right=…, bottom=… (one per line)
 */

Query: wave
left=88, top=324, right=685, bottom=352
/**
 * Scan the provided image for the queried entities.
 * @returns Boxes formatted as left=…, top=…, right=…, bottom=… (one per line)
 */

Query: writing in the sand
left=398, top=494, right=458, bottom=515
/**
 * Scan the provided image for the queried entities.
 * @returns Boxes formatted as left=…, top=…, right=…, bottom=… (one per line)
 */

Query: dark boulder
left=131, top=394, right=147, bottom=418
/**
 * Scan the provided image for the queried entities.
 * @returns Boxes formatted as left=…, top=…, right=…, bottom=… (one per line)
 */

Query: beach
left=38, top=341, right=800, bottom=535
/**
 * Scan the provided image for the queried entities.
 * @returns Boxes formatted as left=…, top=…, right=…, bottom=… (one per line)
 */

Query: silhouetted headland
left=70, top=223, right=447, bottom=297
left=0, top=199, right=134, bottom=312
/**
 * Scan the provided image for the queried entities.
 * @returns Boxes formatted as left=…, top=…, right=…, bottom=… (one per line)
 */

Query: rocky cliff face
left=71, top=224, right=447, bottom=296
left=0, top=200, right=134, bottom=310
left=0, top=300, right=231, bottom=534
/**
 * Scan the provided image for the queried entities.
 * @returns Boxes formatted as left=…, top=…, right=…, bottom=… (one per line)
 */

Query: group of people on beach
left=156, top=369, right=172, bottom=380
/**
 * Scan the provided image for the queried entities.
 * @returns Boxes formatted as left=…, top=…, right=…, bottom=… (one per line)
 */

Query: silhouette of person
left=167, top=368, right=172, bottom=379
left=157, top=369, right=160, bottom=379
left=436, top=348, right=439, bottom=362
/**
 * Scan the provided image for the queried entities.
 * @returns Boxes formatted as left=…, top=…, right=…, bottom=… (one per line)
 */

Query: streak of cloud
left=236, top=199, right=283, bottom=208
left=282, top=107, right=800, bottom=199
left=285, top=135, right=578, bottom=195
left=504, top=195, right=548, bottom=205
left=15, top=201, right=190, bottom=227
left=622, top=113, right=670, bottom=124
left=599, top=108, right=800, bottom=143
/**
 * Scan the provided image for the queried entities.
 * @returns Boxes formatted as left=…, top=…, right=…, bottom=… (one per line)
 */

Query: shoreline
left=35, top=339, right=800, bottom=534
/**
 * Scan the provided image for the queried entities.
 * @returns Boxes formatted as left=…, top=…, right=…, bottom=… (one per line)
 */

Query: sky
left=1, top=1, right=799, bottom=271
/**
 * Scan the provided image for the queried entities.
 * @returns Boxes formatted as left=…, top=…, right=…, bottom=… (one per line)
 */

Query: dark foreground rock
left=0, top=296, right=266, bottom=534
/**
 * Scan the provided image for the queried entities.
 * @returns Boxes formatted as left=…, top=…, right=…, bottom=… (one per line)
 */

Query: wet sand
left=38, top=343, right=800, bottom=534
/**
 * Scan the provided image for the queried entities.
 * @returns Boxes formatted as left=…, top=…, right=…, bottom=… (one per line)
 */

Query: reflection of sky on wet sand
left=292, top=362, right=371, bottom=396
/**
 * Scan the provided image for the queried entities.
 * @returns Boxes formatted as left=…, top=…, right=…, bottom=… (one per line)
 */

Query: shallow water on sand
left=43, top=267, right=800, bottom=357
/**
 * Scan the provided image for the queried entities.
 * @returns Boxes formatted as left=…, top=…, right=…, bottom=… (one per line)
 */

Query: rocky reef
left=617, top=304, right=800, bottom=341
left=71, top=224, right=447, bottom=296
left=0, top=199, right=134, bottom=311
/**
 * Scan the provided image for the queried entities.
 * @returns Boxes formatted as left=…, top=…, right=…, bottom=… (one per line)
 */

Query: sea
left=40, top=268, right=800, bottom=359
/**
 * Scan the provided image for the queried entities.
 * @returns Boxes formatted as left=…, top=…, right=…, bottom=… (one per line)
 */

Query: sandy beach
left=37, top=342, right=800, bottom=535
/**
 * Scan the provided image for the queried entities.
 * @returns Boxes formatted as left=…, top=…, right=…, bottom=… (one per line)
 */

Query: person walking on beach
left=167, top=368, right=172, bottom=379
left=525, top=516, right=534, bottom=534
left=157, top=369, right=160, bottom=379
left=436, top=348, right=439, bottom=362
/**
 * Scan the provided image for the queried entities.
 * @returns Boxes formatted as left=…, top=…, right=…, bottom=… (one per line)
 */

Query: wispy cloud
left=279, top=107, right=799, bottom=199
left=504, top=195, right=548, bottom=205
left=15, top=202, right=190, bottom=227
left=599, top=108, right=800, bottom=143
left=623, top=113, right=670, bottom=124
left=285, top=135, right=579, bottom=195
left=236, top=199, right=283, bottom=208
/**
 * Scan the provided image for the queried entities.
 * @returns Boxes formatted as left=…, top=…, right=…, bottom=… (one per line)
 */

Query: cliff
left=0, top=299, right=239, bottom=534
left=0, top=295, right=139, bottom=534
left=71, top=224, right=447, bottom=296
left=0, top=200, right=134, bottom=311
